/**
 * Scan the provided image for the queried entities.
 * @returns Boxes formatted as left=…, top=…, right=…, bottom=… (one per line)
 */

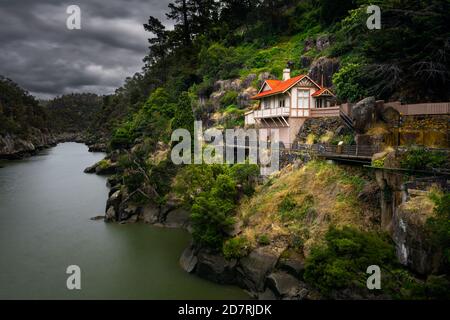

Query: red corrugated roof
left=252, top=75, right=310, bottom=99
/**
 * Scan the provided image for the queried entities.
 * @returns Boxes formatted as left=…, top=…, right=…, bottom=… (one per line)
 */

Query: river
left=0, top=142, right=248, bottom=299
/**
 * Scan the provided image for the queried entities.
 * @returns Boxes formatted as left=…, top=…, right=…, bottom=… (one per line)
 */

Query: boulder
left=180, top=244, right=198, bottom=273
left=237, top=246, right=281, bottom=292
left=308, top=57, right=339, bottom=88
left=106, top=190, right=122, bottom=213
left=105, top=206, right=117, bottom=222
left=83, top=163, right=97, bottom=174
left=352, top=97, right=377, bottom=133
left=277, top=250, right=305, bottom=278
left=88, top=143, right=107, bottom=152
left=195, top=250, right=237, bottom=284
left=164, top=208, right=190, bottom=228
left=316, top=34, right=332, bottom=51
left=140, top=204, right=160, bottom=224
left=381, top=106, right=400, bottom=123
left=266, top=272, right=308, bottom=299
left=119, top=204, right=141, bottom=222
left=95, top=161, right=118, bottom=175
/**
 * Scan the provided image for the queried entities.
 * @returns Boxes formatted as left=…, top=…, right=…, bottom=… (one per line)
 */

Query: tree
left=144, top=16, right=169, bottom=66
left=166, top=0, right=193, bottom=46
left=172, top=92, right=195, bottom=134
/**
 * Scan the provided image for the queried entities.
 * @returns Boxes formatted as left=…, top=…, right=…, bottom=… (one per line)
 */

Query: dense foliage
left=428, top=192, right=450, bottom=269
left=400, top=146, right=448, bottom=171
left=304, top=226, right=398, bottom=296
left=44, top=93, right=102, bottom=133
left=174, top=163, right=259, bottom=249
left=0, top=76, right=49, bottom=136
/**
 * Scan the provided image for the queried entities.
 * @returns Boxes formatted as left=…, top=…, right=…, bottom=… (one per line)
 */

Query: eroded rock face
left=105, top=190, right=122, bottom=222
left=0, top=132, right=57, bottom=159
left=392, top=196, right=442, bottom=275
left=308, top=57, right=340, bottom=88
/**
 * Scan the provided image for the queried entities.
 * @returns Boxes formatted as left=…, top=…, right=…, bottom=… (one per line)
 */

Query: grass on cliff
left=238, top=160, right=377, bottom=255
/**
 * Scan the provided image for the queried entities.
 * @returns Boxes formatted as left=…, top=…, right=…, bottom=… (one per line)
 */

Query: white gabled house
left=245, top=68, right=337, bottom=147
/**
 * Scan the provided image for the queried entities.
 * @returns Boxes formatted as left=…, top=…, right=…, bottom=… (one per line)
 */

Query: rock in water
left=90, top=215, right=105, bottom=221
left=180, top=244, right=198, bottom=273
left=84, top=163, right=97, bottom=174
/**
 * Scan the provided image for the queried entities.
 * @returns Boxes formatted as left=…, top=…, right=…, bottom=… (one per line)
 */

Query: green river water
left=0, top=142, right=247, bottom=299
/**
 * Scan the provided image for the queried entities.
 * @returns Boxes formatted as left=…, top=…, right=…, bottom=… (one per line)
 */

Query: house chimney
left=283, top=68, right=291, bottom=81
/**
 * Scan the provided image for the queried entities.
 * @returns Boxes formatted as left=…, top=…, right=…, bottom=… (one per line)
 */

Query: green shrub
left=223, top=236, right=250, bottom=259
left=229, top=163, right=260, bottom=196
left=427, top=192, right=450, bottom=266
left=220, top=91, right=239, bottom=108
left=400, top=146, right=447, bottom=171
left=304, top=226, right=397, bottom=296
left=332, top=63, right=367, bottom=103
left=257, top=234, right=270, bottom=246
left=190, top=174, right=238, bottom=249
left=279, top=194, right=315, bottom=221
left=279, top=195, right=297, bottom=213
left=110, top=123, right=135, bottom=149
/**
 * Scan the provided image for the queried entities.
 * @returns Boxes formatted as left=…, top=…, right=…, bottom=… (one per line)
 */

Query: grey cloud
left=0, top=0, right=172, bottom=98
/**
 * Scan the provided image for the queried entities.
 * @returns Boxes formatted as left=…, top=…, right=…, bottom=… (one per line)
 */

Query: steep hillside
left=44, top=93, right=102, bottom=134
left=0, top=76, right=55, bottom=158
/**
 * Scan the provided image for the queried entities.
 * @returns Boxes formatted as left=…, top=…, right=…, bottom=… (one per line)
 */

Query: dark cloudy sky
left=0, top=0, right=172, bottom=99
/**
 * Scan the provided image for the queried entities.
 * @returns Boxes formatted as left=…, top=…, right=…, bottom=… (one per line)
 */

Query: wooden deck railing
left=383, top=102, right=450, bottom=116
left=310, top=107, right=340, bottom=118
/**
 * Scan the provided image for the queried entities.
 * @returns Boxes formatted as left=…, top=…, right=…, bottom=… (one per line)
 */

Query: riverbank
left=0, top=131, right=107, bottom=160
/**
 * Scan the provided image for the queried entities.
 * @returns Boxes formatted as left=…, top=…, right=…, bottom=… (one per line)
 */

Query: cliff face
left=0, top=130, right=56, bottom=159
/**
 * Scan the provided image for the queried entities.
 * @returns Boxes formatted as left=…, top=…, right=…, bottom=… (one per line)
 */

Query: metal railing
left=280, top=143, right=381, bottom=158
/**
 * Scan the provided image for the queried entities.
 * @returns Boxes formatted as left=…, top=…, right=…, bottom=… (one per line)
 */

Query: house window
left=297, top=90, right=309, bottom=109
left=279, top=98, right=285, bottom=108
left=263, top=99, right=269, bottom=109
left=315, top=99, right=323, bottom=108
